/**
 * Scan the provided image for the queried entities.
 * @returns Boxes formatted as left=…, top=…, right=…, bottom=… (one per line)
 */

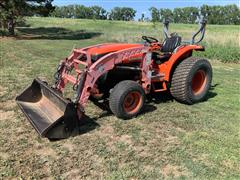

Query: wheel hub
left=123, top=91, right=142, bottom=114
left=191, top=69, right=207, bottom=95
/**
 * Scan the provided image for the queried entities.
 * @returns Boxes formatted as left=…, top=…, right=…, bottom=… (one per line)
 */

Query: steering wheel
left=142, top=36, right=159, bottom=43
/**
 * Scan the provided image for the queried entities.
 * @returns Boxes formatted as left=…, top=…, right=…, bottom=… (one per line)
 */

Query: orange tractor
left=16, top=20, right=212, bottom=139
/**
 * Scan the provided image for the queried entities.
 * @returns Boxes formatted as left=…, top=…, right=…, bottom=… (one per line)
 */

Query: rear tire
left=170, top=57, right=212, bottom=104
left=109, top=80, right=145, bottom=119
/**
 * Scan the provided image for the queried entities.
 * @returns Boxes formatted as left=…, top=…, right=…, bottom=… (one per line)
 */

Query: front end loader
left=16, top=20, right=212, bottom=139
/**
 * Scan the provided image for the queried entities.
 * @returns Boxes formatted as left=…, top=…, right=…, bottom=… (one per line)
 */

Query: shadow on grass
left=141, top=104, right=157, bottom=115
left=61, top=114, right=100, bottom=140
left=49, top=114, right=100, bottom=141
left=54, top=84, right=219, bottom=140
left=17, top=21, right=31, bottom=27
left=205, top=83, right=219, bottom=100
left=16, top=27, right=102, bottom=40
left=148, top=91, right=174, bottom=104
left=90, top=97, right=158, bottom=119
left=148, top=83, right=219, bottom=105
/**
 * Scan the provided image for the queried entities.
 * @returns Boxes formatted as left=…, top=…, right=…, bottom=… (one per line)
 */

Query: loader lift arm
left=55, top=46, right=151, bottom=107
left=16, top=45, right=151, bottom=139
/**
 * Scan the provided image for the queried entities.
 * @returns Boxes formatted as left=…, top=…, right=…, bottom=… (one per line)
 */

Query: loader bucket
left=16, top=78, right=79, bottom=139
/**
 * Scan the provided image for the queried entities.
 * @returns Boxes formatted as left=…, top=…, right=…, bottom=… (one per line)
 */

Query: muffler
left=16, top=78, right=80, bottom=139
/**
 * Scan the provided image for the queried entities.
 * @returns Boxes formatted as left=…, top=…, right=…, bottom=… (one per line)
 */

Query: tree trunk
left=8, top=18, right=15, bottom=35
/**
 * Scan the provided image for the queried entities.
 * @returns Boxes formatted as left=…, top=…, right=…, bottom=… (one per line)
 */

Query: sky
left=53, top=0, right=240, bottom=19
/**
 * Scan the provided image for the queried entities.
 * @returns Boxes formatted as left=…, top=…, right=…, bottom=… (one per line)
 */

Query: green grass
left=0, top=17, right=240, bottom=179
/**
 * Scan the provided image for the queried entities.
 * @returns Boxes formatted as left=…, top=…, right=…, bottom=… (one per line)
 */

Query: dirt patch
left=223, top=160, right=234, bottom=169
left=118, top=134, right=132, bottom=144
left=0, top=100, right=16, bottom=110
left=161, top=164, right=188, bottom=178
left=101, top=125, right=114, bottom=135
left=62, top=141, right=75, bottom=152
left=175, top=127, right=187, bottom=133
left=35, top=147, right=58, bottom=159
left=165, top=135, right=181, bottom=145
left=135, top=146, right=150, bottom=157
left=0, top=152, right=9, bottom=160
left=99, top=125, right=116, bottom=147
left=192, top=153, right=213, bottom=167
left=0, top=36, right=16, bottom=41
left=0, top=110, right=15, bottom=121
left=62, top=169, right=82, bottom=179
left=0, top=86, right=8, bottom=96
left=98, top=125, right=134, bottom=153
left=105, top=131, right=133, bottom=145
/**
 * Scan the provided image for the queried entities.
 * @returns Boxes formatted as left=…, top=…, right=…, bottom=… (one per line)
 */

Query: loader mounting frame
left=54, top=45, right=152, bottom=109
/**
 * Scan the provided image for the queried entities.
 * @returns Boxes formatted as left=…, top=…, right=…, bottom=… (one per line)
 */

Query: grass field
left=0, top=17, right=240, bottom=179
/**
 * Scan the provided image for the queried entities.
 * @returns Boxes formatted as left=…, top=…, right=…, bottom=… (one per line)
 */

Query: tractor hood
left=87, top=43, right=143, bottom=58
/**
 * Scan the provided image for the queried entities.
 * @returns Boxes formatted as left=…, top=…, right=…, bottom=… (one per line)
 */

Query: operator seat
left=153, top=34, right=182, bottom=64
left=161, top=33, right=182, bottom=53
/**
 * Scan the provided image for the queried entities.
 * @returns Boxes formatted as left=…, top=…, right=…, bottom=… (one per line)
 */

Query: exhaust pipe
left=16, top=78, right=80, bottom=139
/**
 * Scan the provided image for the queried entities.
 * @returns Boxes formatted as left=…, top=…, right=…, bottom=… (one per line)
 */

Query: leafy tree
left=138, top=13, right=145, bottom=22
left=144, top=17, right=151, bottom=22
left=159, top=8, right=173, bottom=22
left=90, top=5, right=107, bottom=20
left=52, top=5, right=108, bottom=20
left=183, top=7, right=199, bottom=23
left=75, top=5, right=93, bottom=19
left=151, top=4, right=239, bottom=25
left=201, top=5, right=222, bottom=24
left=0, top=0, right=54, bottom=35
left=173, top=8, right=184, bottom=23
left=109, top=7, right=136, bottom=21
left=173, top=7, right=199, bottom=23
left=55, top=5, right=75, bottom=18
left=149, top=7, right=160, bottom=22
left=202, top=4, right=240, bottom=25
left=50, top=6, right=64, bottom=18
left=224, top=4, right=240, bottom=25
left=34, top=0, right=55, bottom=17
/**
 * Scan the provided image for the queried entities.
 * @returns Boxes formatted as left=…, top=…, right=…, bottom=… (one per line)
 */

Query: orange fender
left=159, top=45, right=205, bottom=81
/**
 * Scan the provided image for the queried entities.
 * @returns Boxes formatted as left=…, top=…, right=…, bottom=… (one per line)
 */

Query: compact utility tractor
left=16, top=20, right=212, bottom=139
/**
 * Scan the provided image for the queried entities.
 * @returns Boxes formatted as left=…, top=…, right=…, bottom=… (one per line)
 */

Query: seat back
left=161, top=35, right=182, bottom=53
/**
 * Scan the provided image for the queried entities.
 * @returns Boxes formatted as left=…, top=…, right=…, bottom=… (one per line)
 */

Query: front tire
left=170, top=57, right=212, bottom=104
left=109, top=80, right=145, bottom=119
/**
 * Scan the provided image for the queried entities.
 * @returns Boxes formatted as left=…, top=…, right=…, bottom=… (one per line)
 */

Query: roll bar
left=162, top=19, right=207, bottom=44
left=163, top=19, right=170, bottom=38
left=191, top=19, right=207, bottom=44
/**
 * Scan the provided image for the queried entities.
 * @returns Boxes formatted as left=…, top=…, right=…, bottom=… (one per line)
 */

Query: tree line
left=1, top=1, right=239, bottom=36
left=149, top=4, right=240, bottom=25
left=51, top=5, right=136, bottom=21
left=51, top=4, right=240, bottom=25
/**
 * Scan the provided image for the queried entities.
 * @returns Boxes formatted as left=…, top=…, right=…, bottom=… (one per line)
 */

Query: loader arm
left=76, top=46, right=151, bottom=107
left=55, top=46, right=151, bottom=107
left=15, top=45, right=151, bottom=139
